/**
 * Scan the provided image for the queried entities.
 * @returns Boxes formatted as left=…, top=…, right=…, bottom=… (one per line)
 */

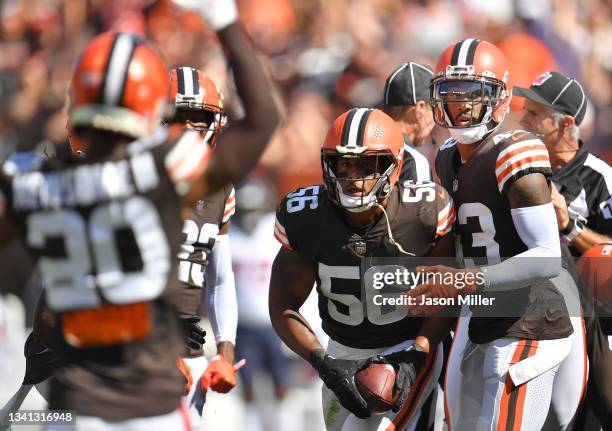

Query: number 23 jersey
left=435, top=130, right=572, bottom=343
left=274, top=182, right=455, bottom=349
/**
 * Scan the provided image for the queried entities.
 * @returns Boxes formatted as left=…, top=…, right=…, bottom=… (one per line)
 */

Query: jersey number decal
left=457, top=203, right=500, bottom=261
left=402, top=181, right=436, bottom=203
left=318, top=263, right=407, bottom=326
left=287, top=186, right=319, bottom=213
left=178, top=221, right=219, bottom=287
left=27, top=197, right=170, bottom=312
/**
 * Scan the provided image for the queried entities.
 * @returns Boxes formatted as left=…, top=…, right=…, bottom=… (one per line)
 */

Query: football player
left=405, top=39, right=586, bottom=430
left=269, top=108, right=456, bottom=431
left=165, top=66, right=243, bottom=428
left=0, top=0, right=278, bottom=428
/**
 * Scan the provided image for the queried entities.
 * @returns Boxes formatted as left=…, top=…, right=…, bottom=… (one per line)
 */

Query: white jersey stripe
left=497, top=161, right=551, bottom=192
left=274, top=218, right=287, bottom=235
left=495, top=149, right=550, bottom=177
left=496, top=139, right=545, bottom=160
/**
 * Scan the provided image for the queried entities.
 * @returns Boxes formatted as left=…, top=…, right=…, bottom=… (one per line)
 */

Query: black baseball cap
left=383, top=62, right=433, bottom=106
left=514, top=71, right=587, bottom=126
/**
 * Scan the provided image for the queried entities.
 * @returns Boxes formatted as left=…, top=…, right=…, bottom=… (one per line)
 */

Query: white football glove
left=172, top=0, right=238, bottom=31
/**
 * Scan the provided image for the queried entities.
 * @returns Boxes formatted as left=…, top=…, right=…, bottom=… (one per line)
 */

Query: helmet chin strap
left=448, top=109, right=501, bottom=144
left=337, top=180, right=384, bottom=212
left=448, top=123, right=489, bottom=144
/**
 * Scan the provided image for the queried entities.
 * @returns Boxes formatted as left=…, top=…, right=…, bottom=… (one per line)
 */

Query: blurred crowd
left=0, top=1, right=610, bottom=429
left=0, top=0, right=610, bottom=199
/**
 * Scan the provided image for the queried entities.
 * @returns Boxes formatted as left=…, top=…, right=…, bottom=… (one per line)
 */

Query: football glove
left=178, top=315, right=206, bottom=352
left=172, top=0, right=238, bottom=31
left=308, top=349, right=373, bottom=419
left=378, top=345, right=427, bottom=412
left=200, top=356, right=246, bottom=393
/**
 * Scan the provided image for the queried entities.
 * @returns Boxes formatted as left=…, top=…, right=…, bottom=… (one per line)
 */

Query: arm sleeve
left=481, top=202, right=562, bottom=290
left=204, top=234, right=237, bottom=345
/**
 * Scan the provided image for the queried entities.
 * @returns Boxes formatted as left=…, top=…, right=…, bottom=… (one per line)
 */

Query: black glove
left=379, top=345, right=427, bottom=412
left=308, top=349, right=373, bottom=419
left=178, top=315, right=206, bottom=352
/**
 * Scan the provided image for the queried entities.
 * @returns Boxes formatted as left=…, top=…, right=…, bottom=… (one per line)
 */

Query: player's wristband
left=560, top=218, right=575, bottom=235
left=307, top=349, right=326, bottom=372
left=564, top=218, right=584, bottom=242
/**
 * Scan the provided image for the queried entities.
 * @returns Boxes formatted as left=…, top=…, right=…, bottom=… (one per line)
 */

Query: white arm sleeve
left=205, top=234, right=237, bottom=345
left=482, top=202, right=561, bottom=290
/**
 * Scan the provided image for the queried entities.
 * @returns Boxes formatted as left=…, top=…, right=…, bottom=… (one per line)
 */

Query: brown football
left=355, top=363, right=397, bottom=414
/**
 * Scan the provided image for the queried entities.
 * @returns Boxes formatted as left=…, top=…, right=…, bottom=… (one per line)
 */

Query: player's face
left=519, top=99, right=558, bottom=146
left=437, top=81, right=493, bottom=127
left=336, top=156, right=381, bottom=197
left=175, top=109, right=215, bottom=133
left=413, top=102, right=435, bottom=146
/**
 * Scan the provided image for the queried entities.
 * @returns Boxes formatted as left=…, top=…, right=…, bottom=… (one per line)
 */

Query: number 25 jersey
left=275, top=182, right=455, bottom=349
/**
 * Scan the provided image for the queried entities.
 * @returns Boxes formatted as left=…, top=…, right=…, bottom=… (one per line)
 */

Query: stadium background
left=0, top=0, right=610, bottom=430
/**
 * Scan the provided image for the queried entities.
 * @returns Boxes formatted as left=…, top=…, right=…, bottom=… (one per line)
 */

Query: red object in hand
left=355, top=363, right=398, bottom=414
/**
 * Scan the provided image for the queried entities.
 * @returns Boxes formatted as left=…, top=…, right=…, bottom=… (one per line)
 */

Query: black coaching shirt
left=552, top=141, right=612, bottom=256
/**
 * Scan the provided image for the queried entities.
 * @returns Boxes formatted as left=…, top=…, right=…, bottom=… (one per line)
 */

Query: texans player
left=165, top=66, right=244, bottom=428
left=406, top=39, right=586, bottom=430
left=269, top=108, right=456, bottom=431
left=0, top=0, right=278, bottom=428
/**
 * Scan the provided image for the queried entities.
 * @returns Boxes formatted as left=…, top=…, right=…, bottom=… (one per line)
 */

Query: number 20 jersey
left=0, top=130, right=206, bottom=419
left=274, top=182, right=455, bottom=349
left=435, top=130, right=573, bottom=344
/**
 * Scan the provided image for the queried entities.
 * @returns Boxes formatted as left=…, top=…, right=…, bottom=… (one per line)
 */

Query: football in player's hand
left=355, top=363, right=398, bottom=414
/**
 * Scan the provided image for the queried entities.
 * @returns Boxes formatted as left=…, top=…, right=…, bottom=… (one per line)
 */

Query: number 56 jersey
left=274, top=182, right=455, bottom=349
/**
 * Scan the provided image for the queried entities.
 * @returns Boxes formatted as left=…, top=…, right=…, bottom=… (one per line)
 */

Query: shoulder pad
left=491, top=130, right=536, bottom=147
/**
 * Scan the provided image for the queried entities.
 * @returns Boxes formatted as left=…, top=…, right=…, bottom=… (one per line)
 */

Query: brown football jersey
left=168, top=183, right=235, bottom=318
left=0, top=130, right=207, bottom=419
left=435, top=130, right=572, bottom=343
left=275, top=181, right=455, bottom=348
